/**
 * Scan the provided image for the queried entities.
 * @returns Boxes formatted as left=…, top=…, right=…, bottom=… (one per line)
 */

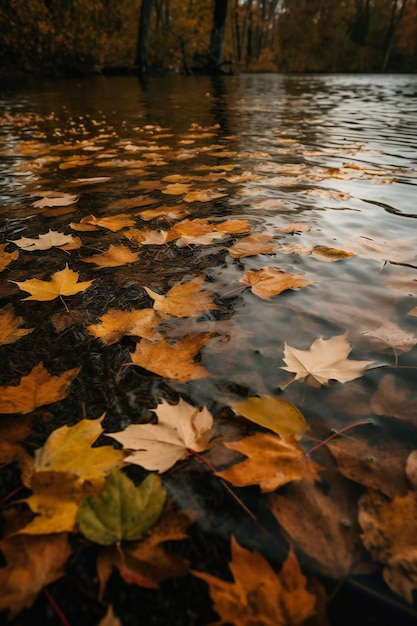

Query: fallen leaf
left=130, top=334, right=212, bottom=382
left=277, top=223, right=311, bottom=233
left=124, top=228, right=168, bottom=245
left=217, top=432, right=321, bottom=492
left=82, top=244, right=140, bottom=267
left=70, top=213, right=135, bottom=232
left=138, top=204, right=190, bottom=221
left=11, top=229, right=78, bottom=251
left=162, top=183, right=191, bottom=195
left=0, top=534, right=71, bottom=618
left=77, top=471, right=166, bottom=545
left=32, top=191, right=79, bottom=208
left=370, top=375, right=416, bottom=423
left=144, top=276, right=218, bottom=318
left=88, top=308, right=162, bottom=345
left=231, top=396, right=307, bottom=436
left=269, top=474, right=365, bottom=578
left=278, top=243, right=312, bottom=256
left=281, top=333, right=375, bottom=386
left=0, top=362, right=80, bottom=414
left=98, top=605, right=121, bottom=626
left=12, top=263, right=93, bottom=301
left=358, top=490, right=417, bottom=602
left=241, top=267, right=311, bottom=300
left=97, top=502, right=191, bottom=593
left=0, top=244, right=19, bottom=271
left=175, top=231, right=227, bottom=246
left=34, top=416, right=125, bottom=480
left=109, top=195, right=158, bottom=210
left=0, top=303, right=34, bottom=345
left=193, top=537, right=317, bottom=626
left=109, top=398, right=214, bottom=473
left=183, top=189, right=226, bottom=202
left=408, top=306, right=417, bottom=317
left=361, top=321, right=417, bottom=354
left=312, top=246, right=355, bottom=261
left=227, top=233, right=276, bottom=258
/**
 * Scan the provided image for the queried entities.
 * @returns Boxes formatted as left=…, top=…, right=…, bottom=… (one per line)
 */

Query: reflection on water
left=0, top=74, right=416, bottom=623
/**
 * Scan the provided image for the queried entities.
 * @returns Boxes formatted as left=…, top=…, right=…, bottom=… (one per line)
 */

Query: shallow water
left=0, top=73, right=416, bottom=623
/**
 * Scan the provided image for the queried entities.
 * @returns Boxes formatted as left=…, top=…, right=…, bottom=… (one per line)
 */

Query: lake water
left=0, top=74, right=416, bottom=624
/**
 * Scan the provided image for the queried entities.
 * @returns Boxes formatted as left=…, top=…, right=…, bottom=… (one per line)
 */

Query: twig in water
left=305, top=420, right=374, bottom=456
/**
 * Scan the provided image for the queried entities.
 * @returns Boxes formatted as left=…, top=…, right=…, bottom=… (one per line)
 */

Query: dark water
left=0, top=74, right=417, bottom=623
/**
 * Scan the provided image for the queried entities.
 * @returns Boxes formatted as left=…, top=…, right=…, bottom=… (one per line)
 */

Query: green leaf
left=77, top=470, right=166, bottom=545
left=231, top=396, right=307, bottom=437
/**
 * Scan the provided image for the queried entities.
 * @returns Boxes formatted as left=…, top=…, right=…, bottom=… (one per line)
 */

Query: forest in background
left=0, top=0, right=416, bottom=79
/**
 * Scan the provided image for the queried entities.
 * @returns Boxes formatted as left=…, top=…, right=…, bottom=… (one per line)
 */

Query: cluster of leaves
left=0, top=108, right=416, bottom=626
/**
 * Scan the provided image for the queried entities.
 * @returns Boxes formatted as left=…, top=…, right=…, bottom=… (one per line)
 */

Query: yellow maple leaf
left=228, top=233, right=276, bottom=258
left=130, top=334, right=212, bottom=382
left=124, top=228, right=169, bottom=245
left=144, top=276, right=218, bottom=318
left=193, top=537, right=316, bottom=626
left=138, top=204, right=190, bottom=222
left=231, top=396, right=307, bottom=436
left=312, top=246, right=355, bottom=261
left=0, top=243, right=19, bottom=272
left=88, top=308, right=162, bottom=345
left=70, top=213, right=135, bottom=232
left=217, top=432, right=321, bottom=492
left=11, top=263, right=93, bottom=301
left=0, top=362, right=80, bottom=414
left=82, top=244, right=140, bottom=267
left=241, top=267, right=311, bottom=300
left=0, top=303, right=34, bottom=345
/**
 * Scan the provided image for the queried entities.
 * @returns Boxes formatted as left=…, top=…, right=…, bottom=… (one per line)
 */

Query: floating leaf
left=241, top=267, right=311, bottom=300
left=144, top=276, right=218, bottom=318
left=82, top=244, right=140, bottom=268
left=277, top=223, right=311, bottom=233
left=88, top=308, right=162, bottom=345
left=0, top=362, right=80, bottom=414
left=183, top=189, right=226, bottom=202
left=228, top=233, right=276, bottom=258
left=0, top=244, right=19, bottom=272
left=217, top=432, right=321, bottom=492
left=109, top=398, right=214, bottom=473
left=231, top=396, right=307, bottom=436
left=281, top=334, right=375, bottom=386
left=312, top=246, right=355, bottom=261
left=70, top=213, right=135, bottom=232
left=125, top=228, right=169, bottom=245
left=11, top=229, right=79, bottom=251
left=193, top=537, right=316, bottom=626
left=0, top=303, right=34, bottom=345
left=138, top=204, right=190, bottom=222
left=77, top=471, right=166, bottom=545
left=32, top=191, right=79, bottom=208
left=11, top=263, right=93, bottom=301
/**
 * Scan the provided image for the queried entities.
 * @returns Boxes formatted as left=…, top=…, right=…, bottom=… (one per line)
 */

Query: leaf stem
left=188, top=448, right=217, bottom=473
left=43, top=587, right=71, bottom=626
left=305, top=420, right=373, bottom=456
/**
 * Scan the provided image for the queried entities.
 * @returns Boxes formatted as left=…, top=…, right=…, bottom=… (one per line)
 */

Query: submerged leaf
left=0, top=304, right=34, bottom=345
left=77, top=471, right=166, bottom=545
left=231, top=396, right=307, bottom=436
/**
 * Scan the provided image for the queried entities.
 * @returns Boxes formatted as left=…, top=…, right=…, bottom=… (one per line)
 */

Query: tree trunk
left=209, top=0, right=229, bottom=70
left=136, top=0, right=153, bottom=75
left=381, top=0, right=408, bottom=71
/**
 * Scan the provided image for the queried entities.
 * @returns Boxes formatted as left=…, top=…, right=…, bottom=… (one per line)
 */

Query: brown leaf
left=406, top=451, right=417, bottom=490
left=241, top=267, right=311, bottom=300
left=277, top=223, right=311, bottom=234
left=183, top=189, right=226, bottom=203
left=0, top=244, right=19, bottom=272
left=269, top=475, right=365, bottom=578
left=70, top=213, right=135, bottom=232
left=217, top=432, right=321, bottom=492
left=193, top=537, right=317, bottom=626
left=82, top=244, right=140, bottom=268
left=130, top=334, right=212, bottom=382
left=227, top=233, right=276, bottom=258
left=371, top=375, right=417, bottom=424
left=312, top=246, right=355, bottom=261
left=0, top=534, right=71, bottom=618
left=358, top=490, right=417, bottom=602
left=138, top=204, right=190, bottom=222
left=162, top=183, right=191, bottom=195
left=144, top=276, right=218, bottom=318
left=0, top=362, right=80, bottom=414
left=361, top=321, right=417, bottom=353
left=0, top=303, right=34, bottom=345
left=97, top=503, right=192, bottom=595
left=88, top=308, right=162, bottom=345
left=124, top=228, right=169, bottom=245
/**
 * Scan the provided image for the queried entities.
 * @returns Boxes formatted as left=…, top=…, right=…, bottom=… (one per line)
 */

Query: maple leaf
left=281, top=333, right=375, bottom=386
left=0, top=303, right=34, bottom=345
left=11, top=263, right=93, bottom=301
left=175, top=231, right=227, bottom=246
left=241, top=267, right=311, bottom=300
left=0, top=362, right=80, bottom=414
left=361, top=321, right=417, bottom=354
left=269, top=474, right=365, bottom=579
left=217, top=432, right=321, bottom=492
left=231, top=396, right=307, bottom=436
left=370, top=374, right=416, bottom=423
left=277, top=223, right=311, bottom=233
left=98, top=606, right=121, bottom=626
left=144, top=276, right=218, bottom=318
left=358, top=490, right=417, bottom=603
left=183, top=189, right=227, bottom=202
left=0, top=534, right=71, bottom=618
left=162, top=182, right=191, bottom=195
left=138, top=204, right=190, bottom=221
left=77, top=471, right=166, bottom=545
left=193, top=537, right=317, bottom=626
left=109, top=398, right=214, bottom=473
left=125, top=228, right=169, bottom=245
left=88, top=308, right=162, bottom=345
left=11, top=229, right=78, bottom=251
left=130, top=334, right=212, bottom=382
left=97, top=501, right=191, bottom=593
left=312, top=246, right=355, bottom=262
left=33, top=416, right=125, bottom=480
left=32, top=191, right=79, bottom=208
left=227, top=233, right=277, bottom=258
left=70, top=213, right=135, bottom=232
left=0, top=243, right=19, bottom=271
left=82, top=244, right=140, bottom=267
